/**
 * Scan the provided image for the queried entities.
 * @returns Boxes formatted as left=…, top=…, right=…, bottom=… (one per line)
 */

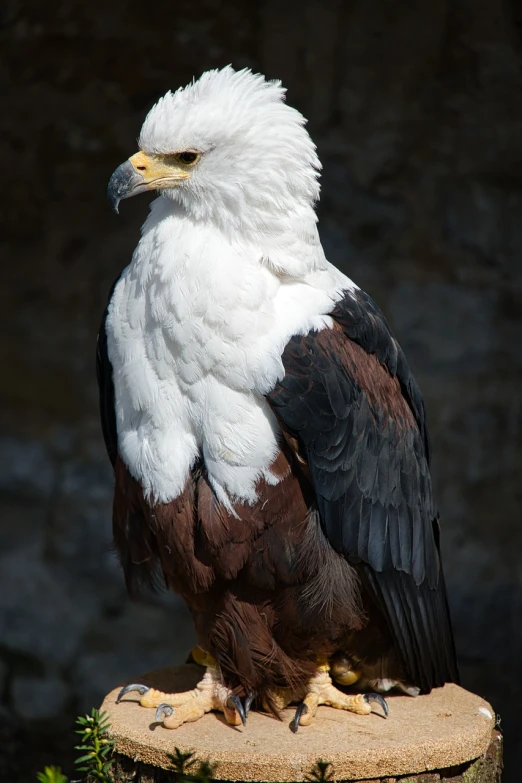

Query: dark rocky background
left=1, top=0, right=521, bottom=780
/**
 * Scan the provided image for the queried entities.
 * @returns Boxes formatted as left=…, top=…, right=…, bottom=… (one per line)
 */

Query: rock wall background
left=1, top=0, right=521, bottom=780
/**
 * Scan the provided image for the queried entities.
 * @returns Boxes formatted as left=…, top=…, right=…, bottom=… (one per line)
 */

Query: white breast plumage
left=106, top=197, right=353, bottom=507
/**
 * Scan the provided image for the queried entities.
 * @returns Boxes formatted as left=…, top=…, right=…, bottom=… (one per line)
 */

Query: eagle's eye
left=176, top=151, right=199, bottom=165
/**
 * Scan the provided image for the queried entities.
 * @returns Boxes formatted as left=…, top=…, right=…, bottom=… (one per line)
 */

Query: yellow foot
left=289, top=668, right=389, bottom=732
left=116, top=665, right=249, bottom=729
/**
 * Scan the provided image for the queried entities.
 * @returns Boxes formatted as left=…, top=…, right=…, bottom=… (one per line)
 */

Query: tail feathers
left=364, top=564, right=459, bottom=693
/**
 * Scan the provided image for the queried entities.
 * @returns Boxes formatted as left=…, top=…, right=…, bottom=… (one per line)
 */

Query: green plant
left=74, top=708, right=115, bottom=782
left=36, top=767, right=69, bottom=783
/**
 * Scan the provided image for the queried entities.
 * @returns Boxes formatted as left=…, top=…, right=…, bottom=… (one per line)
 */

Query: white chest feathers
left=106, top=199, right=352, bottom=506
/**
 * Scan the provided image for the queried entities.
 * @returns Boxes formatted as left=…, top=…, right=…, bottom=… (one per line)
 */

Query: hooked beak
left=107, top=151, right=191, bottom=213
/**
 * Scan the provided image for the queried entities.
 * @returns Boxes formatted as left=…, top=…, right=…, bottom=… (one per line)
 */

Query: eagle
left=99, top=67, right=458, bottom=731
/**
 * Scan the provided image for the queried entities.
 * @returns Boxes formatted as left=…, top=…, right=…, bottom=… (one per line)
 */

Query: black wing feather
left=268, top=288, right=458, bottom=691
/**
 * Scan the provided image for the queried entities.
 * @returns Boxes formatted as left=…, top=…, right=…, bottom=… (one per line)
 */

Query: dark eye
left=177, top=151, right=199, bottom=165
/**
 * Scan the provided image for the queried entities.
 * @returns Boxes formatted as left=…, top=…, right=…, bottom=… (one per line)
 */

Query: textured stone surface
left=101, top=666, right=495, bottom=782
left=1, top=0, right=521, bottom=780
left=109, top=732, right=503, bottom=781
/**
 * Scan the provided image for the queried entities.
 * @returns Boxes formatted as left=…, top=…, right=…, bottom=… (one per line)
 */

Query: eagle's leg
left=260, top=686, right=295, bottom=714
left=116, top=652, right=245, bottom=729
left=290, top=663, right=388, bottom=731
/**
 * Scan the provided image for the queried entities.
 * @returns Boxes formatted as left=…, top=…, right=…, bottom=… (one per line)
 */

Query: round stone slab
left=101, top=664, right=495, bottom=782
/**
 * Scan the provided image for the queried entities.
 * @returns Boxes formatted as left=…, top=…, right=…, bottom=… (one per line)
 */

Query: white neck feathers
left=106, top=196, right=352, bottom=505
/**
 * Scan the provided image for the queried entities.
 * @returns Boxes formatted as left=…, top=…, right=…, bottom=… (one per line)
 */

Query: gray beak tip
left=107, top=159, right=143, bottom=214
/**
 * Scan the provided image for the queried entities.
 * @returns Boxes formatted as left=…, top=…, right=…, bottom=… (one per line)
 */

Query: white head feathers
left=138, top=67, right=322, bottom=239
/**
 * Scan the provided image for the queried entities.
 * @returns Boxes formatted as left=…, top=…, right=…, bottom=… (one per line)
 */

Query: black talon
left=290, top=702, right=308, bottom=733
left=155, top=703, right=175, bottom=722
left=227, top=694, right=247, bottom=726
left=364, top=692, right=389, bottom=718
left=244, top=690, right=256, bottom=716
left=116, top=683, right=150, bottom=704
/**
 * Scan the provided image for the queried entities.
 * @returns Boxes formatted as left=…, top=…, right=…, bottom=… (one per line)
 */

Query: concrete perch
left=100, top=664, right=502, bottom=782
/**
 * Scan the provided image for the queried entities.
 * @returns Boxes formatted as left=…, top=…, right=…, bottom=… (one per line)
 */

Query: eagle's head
left=108, top=67, right=321, bottom=228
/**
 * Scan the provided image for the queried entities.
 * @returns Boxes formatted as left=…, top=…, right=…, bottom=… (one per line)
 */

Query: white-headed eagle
left=98, top=67, right=458, bottom=731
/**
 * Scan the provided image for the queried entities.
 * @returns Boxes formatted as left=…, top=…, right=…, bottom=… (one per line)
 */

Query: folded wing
left=267, top=289, right=459, bottom=692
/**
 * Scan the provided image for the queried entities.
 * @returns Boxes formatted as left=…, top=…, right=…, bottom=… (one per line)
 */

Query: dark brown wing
left=267, top=288, right=459, bottom=692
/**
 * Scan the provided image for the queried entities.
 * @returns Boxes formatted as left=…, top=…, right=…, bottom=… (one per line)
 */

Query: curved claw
left=290, top=702, right=308, bottom=733
left=227, top=694, right=247, bottom=726
left=364, top=692, right=389, bottom=718
left=244, top=690, right=256, bottom=717
left=155, top=703, right=175, bottom=722
left=116, top=683, right=150, bottom=704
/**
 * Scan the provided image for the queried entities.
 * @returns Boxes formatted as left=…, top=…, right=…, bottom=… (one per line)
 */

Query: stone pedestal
left=100, top=664, right=501, bottom=782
